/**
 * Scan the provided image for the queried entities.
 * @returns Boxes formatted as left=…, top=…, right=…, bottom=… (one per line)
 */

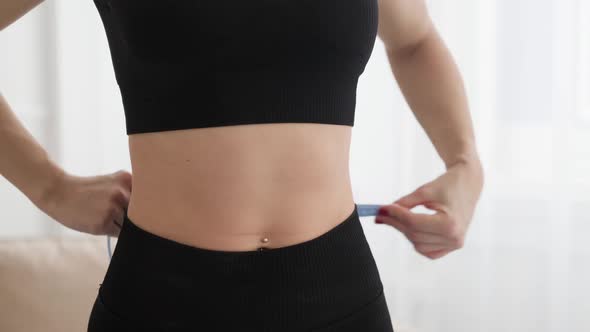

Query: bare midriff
left=125, top=122, right=356, bottom=252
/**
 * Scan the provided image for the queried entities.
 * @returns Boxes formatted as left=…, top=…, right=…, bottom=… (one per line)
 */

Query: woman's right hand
left=40, top=169, right=132, bottom=237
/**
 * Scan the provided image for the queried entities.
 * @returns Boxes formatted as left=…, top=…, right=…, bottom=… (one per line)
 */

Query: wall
left=1, top=1, right=589, bottom=331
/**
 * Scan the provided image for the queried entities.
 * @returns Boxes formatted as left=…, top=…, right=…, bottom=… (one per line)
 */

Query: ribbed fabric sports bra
left=92, top=0, right=379, bottom=135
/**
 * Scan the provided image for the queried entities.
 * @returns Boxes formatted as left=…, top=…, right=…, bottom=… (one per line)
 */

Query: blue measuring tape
left=355, top=204, right=383, bottom=217
left=106, top=203, right=382, bottom=260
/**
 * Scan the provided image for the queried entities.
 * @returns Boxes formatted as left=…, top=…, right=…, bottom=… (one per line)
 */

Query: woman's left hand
left=375, top=158, right=484, bottom=260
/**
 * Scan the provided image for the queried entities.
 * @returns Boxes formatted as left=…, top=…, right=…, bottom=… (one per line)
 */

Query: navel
left=257, top=236, right=270, bottom=251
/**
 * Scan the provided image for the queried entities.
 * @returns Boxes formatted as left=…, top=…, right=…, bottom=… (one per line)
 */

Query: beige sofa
left=0, top=235, right=414, bottom=332
left=0, top=235, right=110, bottom=332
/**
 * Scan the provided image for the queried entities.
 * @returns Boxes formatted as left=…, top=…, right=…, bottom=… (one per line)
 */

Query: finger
left=101, top=212, right=120, bottom=237
left=105, top=206, right=124, bottom=237
left=393, top=185, right=433, bottom=209
left=375, top=215, right=410, bottom=235
left=424, top=248, right=449, bottom=260
left=385, top=203, right=449, bottom=234
left=414, top=242, right=448, bottom=253
left=106, top=221, right=121, bottom=237
left=114, top=170, right=133, bottom=192
left=408, top=231, right=449, bottom=245
left=113, top=219, right=123, bottom=229
left=111, top=187, right=131, bottom=211
left=113, top=205, right=126, bottom=236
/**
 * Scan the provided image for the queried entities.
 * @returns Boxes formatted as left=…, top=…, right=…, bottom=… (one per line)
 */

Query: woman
left=1, top=0, right=484, bottom=331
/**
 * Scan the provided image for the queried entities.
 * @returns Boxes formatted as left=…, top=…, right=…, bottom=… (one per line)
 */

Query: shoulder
left=1, top=0, right=45, bottom=31
left=376, top=0, right=434, bottom=54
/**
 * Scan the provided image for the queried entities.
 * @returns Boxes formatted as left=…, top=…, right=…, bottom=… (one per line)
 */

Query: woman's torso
left=125, top=123, right=356, bottom=252
left=96, top=0, right=379, bottom=250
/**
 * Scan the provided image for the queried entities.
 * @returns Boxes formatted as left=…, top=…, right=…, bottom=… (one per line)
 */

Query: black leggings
left=87, top=204, right=395, bottom=331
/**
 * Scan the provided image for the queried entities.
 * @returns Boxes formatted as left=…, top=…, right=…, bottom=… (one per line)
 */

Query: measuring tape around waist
left=106, top=203, right=383, bottom=260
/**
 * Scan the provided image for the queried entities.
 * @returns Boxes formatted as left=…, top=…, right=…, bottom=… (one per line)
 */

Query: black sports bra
left=92, top=0, right=379, bottom=135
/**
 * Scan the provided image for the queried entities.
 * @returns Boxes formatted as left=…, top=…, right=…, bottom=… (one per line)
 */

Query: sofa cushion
left=0, top=235, right=112, bottom=332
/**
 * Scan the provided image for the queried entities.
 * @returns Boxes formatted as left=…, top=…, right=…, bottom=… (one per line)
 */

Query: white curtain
left=1, top=1, right=588, bottom=331
left=356, top=1, right=590, bottom=331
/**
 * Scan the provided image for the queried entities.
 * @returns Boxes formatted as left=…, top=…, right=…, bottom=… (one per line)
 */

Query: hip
left=88, top=204, right=393, bottom=331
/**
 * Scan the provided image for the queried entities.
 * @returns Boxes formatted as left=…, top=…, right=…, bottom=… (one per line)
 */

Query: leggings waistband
left=99, top=204, right=384, bottom=330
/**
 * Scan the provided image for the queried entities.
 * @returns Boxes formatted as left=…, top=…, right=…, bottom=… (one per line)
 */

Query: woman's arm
left=1, top=0, right=63, bottom=208
left=0, top=0, right=59, bottom=206
left=1, top=90, right=131, bottom=237
left=0, top=93, right=66, bottom=209
left=1, top=1, right=132, bottom=236
left=377, top=0, right=482, bottom=171
left=0, top=0, right=44, bottom=31
left=1, top=89, right=131, bottom=236
left=375, top=0, right=483, bottom=260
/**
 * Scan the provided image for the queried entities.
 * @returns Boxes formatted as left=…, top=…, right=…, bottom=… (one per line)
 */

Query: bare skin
left=1, top=0, right=483, bottom=258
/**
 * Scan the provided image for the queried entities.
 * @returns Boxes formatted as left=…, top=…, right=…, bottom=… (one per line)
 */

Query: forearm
left=386, top=26, right=480, bottom=170
left=0, top=92, right=66, bottom=208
